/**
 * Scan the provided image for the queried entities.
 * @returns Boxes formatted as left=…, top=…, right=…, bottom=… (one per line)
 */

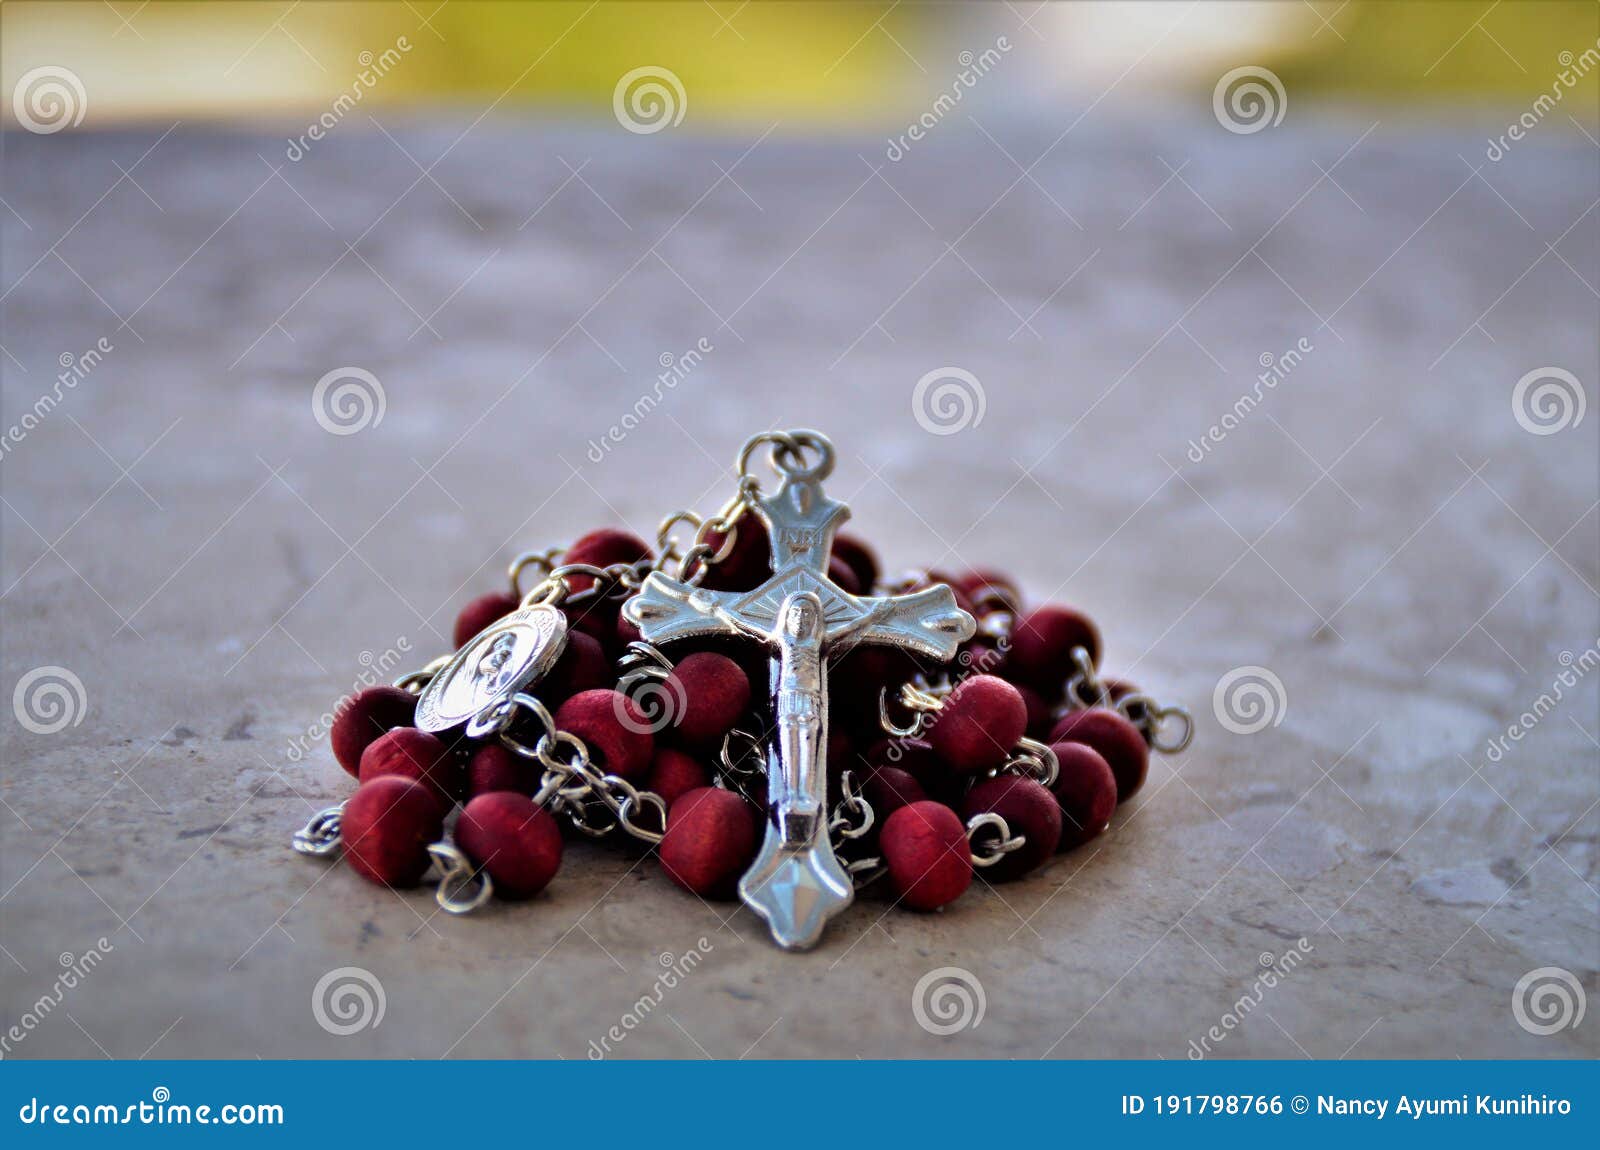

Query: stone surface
left=1, top=101, right=1596, bottom=1059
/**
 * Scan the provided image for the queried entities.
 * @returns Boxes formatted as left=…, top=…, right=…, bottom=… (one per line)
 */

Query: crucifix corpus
left=623, top=431, right=976, bottom=949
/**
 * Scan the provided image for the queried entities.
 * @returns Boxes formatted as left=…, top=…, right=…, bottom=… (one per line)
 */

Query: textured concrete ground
left=1, top=91, right=1597, bottom=1058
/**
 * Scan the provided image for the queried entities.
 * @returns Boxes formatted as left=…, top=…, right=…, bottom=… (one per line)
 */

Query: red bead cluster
left=316, top=525, right=1164, bottom=922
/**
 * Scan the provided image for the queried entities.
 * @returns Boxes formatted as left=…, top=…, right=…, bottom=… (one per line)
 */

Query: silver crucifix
left=622, top=432, right=975, bottom=949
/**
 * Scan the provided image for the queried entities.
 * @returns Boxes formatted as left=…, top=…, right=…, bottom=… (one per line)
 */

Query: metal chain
left=292, top=805, right=344, bottom=857
left=490, top=691, right=669, bottom=846
left=658, top=488, right=755, bottom=587
left=828, top=769, right=875, bottom=845
left=429, top=843, right=494, bottom=914
left=967, top=812, right=1026, bottom=867
left=1061, top=645, right=1194, bottom=754
left=998, top=737, right=1059, bottom=789
left=877, top=681, right=945, bottom=738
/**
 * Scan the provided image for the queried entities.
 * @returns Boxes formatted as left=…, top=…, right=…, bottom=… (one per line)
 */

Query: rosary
left=292, top=430, right=1192, bottom=950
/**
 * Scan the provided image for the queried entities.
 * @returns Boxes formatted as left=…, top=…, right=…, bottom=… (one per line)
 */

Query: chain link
left=1061, top=644, right=1193, bottom=753
left=292, top=804, right=345, bottom=857
left=967, top=811, right=1026, bottom=867
left=827, top=769, right=875, bottom=845
left=489, top=691, right=669, bottom=846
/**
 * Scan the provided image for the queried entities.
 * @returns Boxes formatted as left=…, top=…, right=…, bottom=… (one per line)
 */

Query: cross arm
left=830, top=584, right=975, bottom=662
left=622, top=571, right=758, bottom=646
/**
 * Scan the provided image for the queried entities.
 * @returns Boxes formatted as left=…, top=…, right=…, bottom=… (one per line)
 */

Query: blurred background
left=2, top=1, right=1597, bottom=1060
left=4, top=1, right=1598, bottom=127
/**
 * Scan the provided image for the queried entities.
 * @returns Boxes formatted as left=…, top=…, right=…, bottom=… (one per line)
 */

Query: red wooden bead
left=539, top=629, right=610, bottom=704
left=455, top=792, right=564, bottom=899
left=664, top=651, right=751, bottom=750
left=1016, top=683, right=1056, bottom=741
left=962, top=775, right=1061, bottom=880
left=827, top=729, right=854, bottom=772
left=659, top=787, right=759, bottom=900
left=926, top=674, right=1028, bottom=775
left=613, top=610, right=642, bottom=650
left=697, top=516, right=771, bottom=591
left=358, top=727, right=462, bottom=804
left=341, top=776, right=446, bottom=888
left=553, top=689, right=654, bottom=781
left=563, top=528, right=652, bottom=591
left=868, top=737, right=965, bottom=809
left=863, top=735, right=934, bottom=772
left=453, top=590, right=520, bottom=649
left=953, top=568, right=1023, bottom=614
left=562, top=598, right=620, bottom=652
left=1049, top=741, right=1118, bottom=851
left=955, top=634, right=1006, bottom=679
left=1049, top=708, right=1148, bottom=803
left=881, top=801, right=972, bottom=911
left=1103, top=677, right=1138, bottom=703
left=830, top=646, right=914, bottom=738
left=832, top=533, right=879, bottom=593
left=1008, top=604, right=1103, bottom=688
left=828, top=555, right=862, bottom=595
left=466, top=742, right=539, bottom=799
left=861, top=764, right=926, bottom=820
left=330, top=686, right=417, bottom=777
left=646, top=748, right=712, bottom=811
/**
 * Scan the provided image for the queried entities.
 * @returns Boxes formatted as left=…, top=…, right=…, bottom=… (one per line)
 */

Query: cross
left=623, top=432, right=975, bottom=949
